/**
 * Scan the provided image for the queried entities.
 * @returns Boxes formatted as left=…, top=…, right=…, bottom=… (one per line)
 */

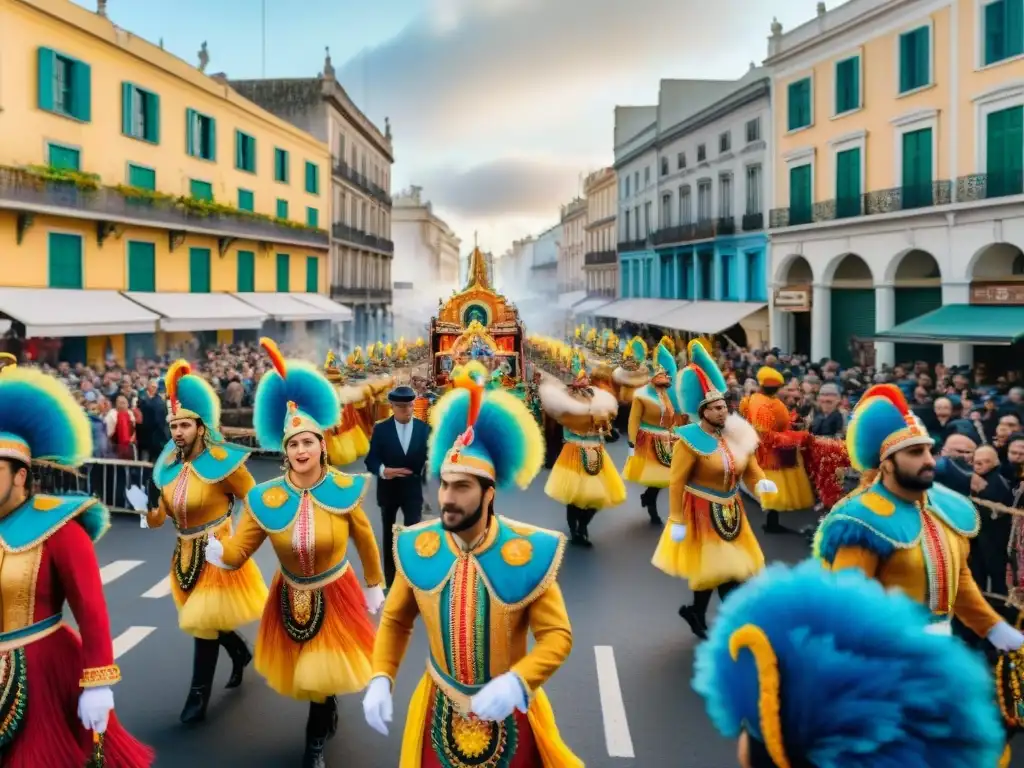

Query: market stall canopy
left=571, top=297, right=615, bottom=316
left=124, top=292, right=266, bottom=332
left=869, top=304, right=1024, bottom=345
left=0, top=287, right=159, bottom=337
left=658, top=301, right=767, bottom=334
left=232, top=292, right=352, bottom=322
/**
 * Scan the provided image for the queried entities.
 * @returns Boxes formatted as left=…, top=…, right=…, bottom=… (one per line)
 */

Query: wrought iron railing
left=768, top=180, right=953, bottom=228
left=332, top=159, right=392, bottom=206
left=331, top=222, right=394, bottom=253
left=584, top=250, right=617, bottom=266
left=741, top=211, right=764, bottom=231
left=330, top=285, right=393, bottom=303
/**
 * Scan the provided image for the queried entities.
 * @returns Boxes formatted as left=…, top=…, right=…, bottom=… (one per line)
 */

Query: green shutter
left=127, top=241, right=156, bottom=291
left=238, top=189, right=254, bottom=212
left=276, top=199, right=288, bottom=219
left=276, top=254, right=290, bottom=292
left=305, top=162, right=318, bottom=194
left=190, top=179, right=213, bottom=201
left=987, top=106, right=1024, bottom=196
left=48, top=143, right=80, bottom=171
left=787, top=81, right=800, bottom=130
left=306, top=207, right=318, bottom=228
left=986, top=1, right=1006, bottom=65
left=206, top=116, right=216, bottom=161
left=1009, top=0, right=1024, bottom=59
left=189, top=248, right=211, bottom=293
left=899, top=33, right=912, bottom=92
left=71, top=60, right=91, bottom=122
left=836, top=148, right=861, bottom=217
left=829, top=289, right=875, bottom=367
left=186, top=108, right=196, bottom=156
left=237, top=251, right=255, bottom=292
left=37, top=47, right=55, bottom=111
left=235, top=130, right=243, bottom=169
left=836, top=58, right=859, bottom=114
left=902, top=128, right=933, bottom=208
left=306, top=256, right=318, bottom=292
left=128, top=164, right=155, bottom=190
left=789, top=164, right=812, bottom=223
left=275, top=149, right=289, bottom=182
left=144, top=91, right=160, bottom=143
left=48, top=233, right=83, bottom=289
left=121, top=82, right=134, bottom=136
left=915, top=28, right=929, bottom=87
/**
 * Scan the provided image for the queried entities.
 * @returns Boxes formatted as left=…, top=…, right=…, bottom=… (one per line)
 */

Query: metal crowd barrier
left=32, top=458, right=154, bottom=515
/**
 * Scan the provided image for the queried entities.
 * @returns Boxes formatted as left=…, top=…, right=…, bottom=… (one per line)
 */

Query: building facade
left=495, top=237, right=534, bottom=298
left=767, top=0, right=1024, bottom=368
left=231, top=50, right=394, bottom=345
left=0, top=0, right=342, bottom=366
left=582, top=167, right=618, bottom=297
left=606, top=70, right=771, bottom=346
left=557, top=197, right=587, bottom=303
left=390, top=186, right=461, bottom=339
left=531, top=224, right=560, bottom=296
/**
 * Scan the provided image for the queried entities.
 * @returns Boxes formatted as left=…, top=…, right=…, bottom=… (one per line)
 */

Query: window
left=661, top=193, right=672, bottom=227
left=789, top=165, right=813, bottom=224
left=985, top=0, right=1024, bottom=66
left=901, top=128, right=934, bottom=208
left=237, top=251, right=256, bottom=292
left=679, top=186, right=692, bottom=224
left=634, top=171, right=639, bottom=190
left=306, top=256, right=319, bottom=293
left=835, top=56, right=860, bottom=114
left=619, top=263, right=629, bottom=297
left=121, top=83, right=159, bottom=143
left=235, top=131, right=256, bottom=173
left=186, top=109, right=216, bottom=161
left=127, top=163, right=155, bottom=190
left=643, top=202, right=652, bottom=237
left=699, top=252, right=713, bottom=299
left=624, top=177, right=630, bottom=197
left=274, top=148, right=290, bottom=183
left=238, top=189, right=254, bottom=212
left=787, top=78, right=812, bottom=130
left=276, top=253, right=291, bottom=292
left=697, top=144, right=707, bottom=162
left=746, top=118, right=761, bottom=143
left=305, top=161, right=320, bottom=194
left=697, top=181, right=712, bottom=221
left=677, top=151, right=686, bottom=169
left=986, top=106, right=1024, bottom=196
left=745, top=165, right=762, bottom=214
left=719, top=174, right=732, bottom=218
left=644, top=167, right=650, bottom=185
left=624, top=209, right=631, bottom=239
left=190, top=179, right=213, bottom=201
left=189, top=248, right=211, bottom=293
left=746, top=251, right=765, bottom=301
left=660, top=157, right=668, bottom=176
left=306, top=206, right=319, bottom=228
left=835, top=147, right=862, bottom=217
left=276, top=199, right=289, bottom=220
left=47, top=143, right=80, bottom=171
left=127, top=241, right=156, bottom=292
left=899, top=26, right=931, bottom=94
left=37, top=48, right=91, bottom=122
left=48, top=233, right=83, bottom=289
left=719, top=132, right=731, bottom=153
left=721, top=254, right=733, bottom=299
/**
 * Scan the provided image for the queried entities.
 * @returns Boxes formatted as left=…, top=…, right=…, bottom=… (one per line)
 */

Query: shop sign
left=969, top=282, right=1024, bottom=305
left=774, top=286, right=810, bottom=312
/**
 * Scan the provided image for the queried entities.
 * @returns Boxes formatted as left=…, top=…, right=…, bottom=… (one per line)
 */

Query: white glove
left=362, top=676, right=393, bottom=735
left=988, top=621, right=1024, bottom=651
left=204, top=534, right=228, bottom=569
left=670, top=523, right=687, bottom=542
left=363, top=585, right=385, bottom=615
left=77, top=686, right=114, bottom=734
left=627, top=444, right=635, bottom=457
left=470, top=672, right=527, bottom=721
left=755, top=479, right=778, bottom=496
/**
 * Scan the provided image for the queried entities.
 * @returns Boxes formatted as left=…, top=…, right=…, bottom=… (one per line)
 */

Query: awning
left=124, top=292, right=266, bottom=332
left=233, top=292, right=351, bottom=322
left=869, top=305, right=1024, bottom=345
left=292, top=292, right=354, bottom=321
left=597, top=299, right=692, bottom=324
left=0, top=288, right=159, bottom=337
left=572, top=297, right=614, bottom=316
left=557, top=291, right=587, bottom=309
left=659, top=301, right=767, bottom=334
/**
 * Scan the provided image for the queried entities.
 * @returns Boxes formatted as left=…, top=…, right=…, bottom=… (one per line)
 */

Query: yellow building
left=767, top=0, right=1024, bottom=369
left=0, top=0, right=349, bottom=366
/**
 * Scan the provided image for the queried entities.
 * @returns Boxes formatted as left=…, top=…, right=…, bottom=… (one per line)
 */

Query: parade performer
left=743, top=366, right=813, bottom=532
left=0, top=367, right=154, bottom=766
left=622, top=342, right=686, bottom=525
left=326, top=380, right=372, bottom=468
left=410, top=373, right=437, bottom=423
left=147, top=360, right=267, bottom=723
left=205, top=338, right=386, bottom=768
left=589, top=360, right=620, bottom=442
left=693, top=560, right=1004, bottom=768
left=361, top=363, right=582, bottom=767
left=815, top=383, right=1024, bottom=651
left=541, top=359, right=625, bottom=546
left=654, top=341, right=775, bottom=639
left=611, top=336, right=649, bottom=439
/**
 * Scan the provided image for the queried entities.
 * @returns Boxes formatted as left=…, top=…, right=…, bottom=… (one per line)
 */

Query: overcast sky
left=73, top=0, right=821, bottom=256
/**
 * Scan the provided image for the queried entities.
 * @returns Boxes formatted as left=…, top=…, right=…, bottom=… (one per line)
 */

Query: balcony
left=584, top=250, right=617, bottom=266
left=957, top=171, right=1024, bottom=202
left=0, top=165, right=329, bottom=250
left=741, top=211, right=764, bottom=231
left=716, top=216, right=735, bottom=235
left=650, top=219, right=716, bottom=247
left=330, top=285, right=393, bottom=304
left=768, top=180, right=953, bottom=228
left=332, top=158, right=392, bottom=207
left=617, top=239, right=647, bottom=252
left=331, top=222, right=394, bottom=254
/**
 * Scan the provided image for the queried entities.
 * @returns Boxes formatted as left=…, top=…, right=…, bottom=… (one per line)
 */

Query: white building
left=495, top=238, right=535, bottom=298
left=390, top=186, right=462, bottom=340
left=558, top=198, right=587, bottom=310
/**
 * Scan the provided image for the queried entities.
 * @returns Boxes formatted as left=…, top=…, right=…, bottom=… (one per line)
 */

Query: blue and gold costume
left=694, top=560, right=1004, bottom=767
left=370, top=365, right=582, bottom=767
left=147, top=359, right=267, bottom=723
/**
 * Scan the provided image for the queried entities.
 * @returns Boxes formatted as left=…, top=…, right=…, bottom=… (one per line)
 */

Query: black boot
left=678, top=605, right=708, bottom=640
left=302, top=698, right=335, bottom=768
left=642, top=488, right=663, bottom=525
left=762, top=510, right=790, bottom=534
left=567, top=506, right=586, bottom=546
left=577, top=509, right=596, bottom=547
left=180, top=637, right=219, bottom=724
left=219, top=630, right=253, bottom=689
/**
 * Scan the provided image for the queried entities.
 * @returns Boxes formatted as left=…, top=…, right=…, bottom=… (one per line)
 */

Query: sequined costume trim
left=80, top=664, right=122, bottom=688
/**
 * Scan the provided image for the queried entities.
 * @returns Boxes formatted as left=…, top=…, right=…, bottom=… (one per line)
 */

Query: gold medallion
left=500, top=538, right=532, bottom=567
left=262, top=485, right=289, bottom=508
left=415, top=530, right=441, bottom=558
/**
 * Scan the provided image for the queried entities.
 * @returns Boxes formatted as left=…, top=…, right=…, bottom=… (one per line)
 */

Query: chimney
left=97, top=0, right=107, bottom=17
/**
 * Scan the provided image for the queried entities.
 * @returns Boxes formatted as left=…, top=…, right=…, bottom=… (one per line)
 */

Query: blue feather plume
left=676, top=367, right=708, bottom=419
left=655, top=343, right=677, bottom=379
left=688, top=341, right=727, bottom=393
left=253, top=361, right=340, bottom=449
left=0, top=368, right=92, bottom=465
left=176, top=375, right=220, bottom=431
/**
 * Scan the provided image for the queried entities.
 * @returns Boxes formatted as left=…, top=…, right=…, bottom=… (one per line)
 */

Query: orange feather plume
left=165, top=359, right=191, bottom=414
left=860, top=383, right=910, bottom=416
left=260, top=337, right=288, bottom=379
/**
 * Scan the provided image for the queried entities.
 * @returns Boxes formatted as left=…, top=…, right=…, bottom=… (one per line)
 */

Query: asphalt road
left=90, top=441, right=1021, bottom=767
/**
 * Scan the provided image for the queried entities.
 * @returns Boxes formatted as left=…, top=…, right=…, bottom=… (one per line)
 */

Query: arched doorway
left=969, top=242, right=1024, bottom=372
left=829, top=253, right=874, bottom=367
left=891, top=249, right=942, bottom=365
left=775, top=255, right=813, bottom=355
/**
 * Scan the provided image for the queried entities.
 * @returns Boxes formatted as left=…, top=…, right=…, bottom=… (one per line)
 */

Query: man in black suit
left=364, top=385, right=430, bottom=588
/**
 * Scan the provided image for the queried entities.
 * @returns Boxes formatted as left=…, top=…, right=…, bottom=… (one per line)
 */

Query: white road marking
left=141, top=576, right=172, bottom=599
left=99, top=560, right=144, bottom=585
left=112, top=626, right=156, bottom=659
left=594, top=645, right=635, bottom=758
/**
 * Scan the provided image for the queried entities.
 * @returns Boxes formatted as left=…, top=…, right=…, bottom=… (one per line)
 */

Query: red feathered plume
left=165, top=359, right=191, bottom=415
left=260, top=337, right=288, bottom=379
left=860, top=383, right=910, bottom=416
left=690, top=364, right=713, bottom=395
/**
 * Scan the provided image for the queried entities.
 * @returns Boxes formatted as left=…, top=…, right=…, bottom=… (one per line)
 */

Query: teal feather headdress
left=846, top=383, right=933, bottom=471
left=653, top=342, right=677, bottom=379
left=676, top=339, right=728, bottom=418
left=165, top=359, right=222, bottom=437
left=627, top=336, right=648, bottom=364
left=693, top=561, right=1004, bottom=768
left=0, top=367, right=93, bottom=467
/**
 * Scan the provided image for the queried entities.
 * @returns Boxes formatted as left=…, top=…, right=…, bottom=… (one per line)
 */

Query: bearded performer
left=588, top=361, right=620, bottom=443
left=693, top=560, right=1004, bottom=768
left=541, top=359, right=625, bottom=546
left=622, top=342, right=686, bottom=526
left=361, top=363, right=582, bottom=767
left=653, top=341, right=776, bottom=639
left=815, top=383, right=1024, bottom=654
left=611, top=336, right=649, bottom=442
left=147, top=360, right=267, bottom=723
left=205, top=338, right=386, bottom=768
left=743, top=366, right=814, bottom=533
left=0, top=367, right=153, bottom=766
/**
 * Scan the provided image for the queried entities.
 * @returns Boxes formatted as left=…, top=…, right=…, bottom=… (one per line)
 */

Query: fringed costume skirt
left=255, top=563, right=375, bottom=702
left=325, top=404, right=371, bottom=467
left=756, top=439, right=815, bottom=512
left=545, top=442, right=626, bottom=510
left=622, top=428, right=675, bottom=488
left=652, top=489, right=764, bottom=591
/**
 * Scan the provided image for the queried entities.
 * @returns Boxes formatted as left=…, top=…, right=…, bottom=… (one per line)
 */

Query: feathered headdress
left=694, top=560, right=1004, bottom=768
left=0, top=353, right=17, bottom=373
left=165, top=359, right=222, bottom=434
left=253, top=337, right=340, bottom=449
left=626, top=336, right=647, bottom=366
left=676, top=339, right=728, bottom=419
left=429, top=360, right=543, bottom=489
left=652, top=342, right=678, bottom=379
left=0, top=367, right=92, bottom=467
left=846, top=383, right=933, bottom=471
